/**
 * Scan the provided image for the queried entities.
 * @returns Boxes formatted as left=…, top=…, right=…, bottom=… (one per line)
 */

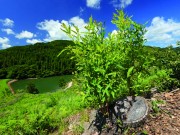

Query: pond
left=11, top=75, right=73, bottom=93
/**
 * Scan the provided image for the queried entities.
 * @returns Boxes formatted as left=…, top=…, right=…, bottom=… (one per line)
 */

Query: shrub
left=26, top=83, right=39, bottom=94
left=59, top=10, right=169, bottom=111
left=59, top=78, right=66, bottom=88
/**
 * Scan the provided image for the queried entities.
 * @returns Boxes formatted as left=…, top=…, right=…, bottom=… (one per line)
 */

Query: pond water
left=11, top=75, right=73, bottom=93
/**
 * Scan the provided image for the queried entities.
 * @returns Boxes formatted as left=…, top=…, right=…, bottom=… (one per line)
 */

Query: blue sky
left=0, top=0, right=180, bottom=49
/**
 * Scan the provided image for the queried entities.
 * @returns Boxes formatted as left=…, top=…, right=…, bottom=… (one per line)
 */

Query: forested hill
left=0, top=40, right=179, bottom=82
left=0, top=40, right=75, bottom=79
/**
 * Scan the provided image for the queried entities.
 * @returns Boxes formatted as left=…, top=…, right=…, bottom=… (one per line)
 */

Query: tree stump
left=114, top=96, right=149, bottom=127
left=87, top=96, right=149, bottom=134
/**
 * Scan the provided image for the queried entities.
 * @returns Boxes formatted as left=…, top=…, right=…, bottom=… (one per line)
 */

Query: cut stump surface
left=123, top=96, right=149, bottom=125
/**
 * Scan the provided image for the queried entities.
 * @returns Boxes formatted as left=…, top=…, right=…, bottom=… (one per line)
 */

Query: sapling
left=59, top=10, right=169, bottom=115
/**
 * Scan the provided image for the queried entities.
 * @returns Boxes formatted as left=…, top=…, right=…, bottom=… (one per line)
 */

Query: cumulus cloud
left=26, top=39, right=43, bottom=44
left=86, top=0, right=101, bottom=9
left=15, top=30, right=34, bottom=39
left=172, top=30, right=180, bottom=36
left=0, top=18, right=14, bottom=27
left=1, top=28, right=15, bottom=35
left=37, top=19, right=68, bottom=42
left=2, top=44, right=11, bottom=49
left=0, top=37, right=9, bottom=44
left=111, top=30, right=118, bottom=35
left=69, top=16, right=87, bottom=32
left=0, top=37, right=12, bottom=49
left=145, top=17, right=180, bottom=47
left=111, top=0, right=133, bottom=8
left=37, top=16, right=87, bottom=42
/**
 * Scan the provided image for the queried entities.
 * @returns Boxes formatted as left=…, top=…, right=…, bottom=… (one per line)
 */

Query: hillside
left=0, top=42, right=179, bottom=134
left=0, top=40, right=75, bottom=79
left=0, top=40, right=179, bottom=87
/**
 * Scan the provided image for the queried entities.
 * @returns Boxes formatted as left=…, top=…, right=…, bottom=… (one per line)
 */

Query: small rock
left=127, top=96, right=132, bottom=102
left=120, top=108, right=125, bottom=113
left=124, top=100, right=131, bottom=109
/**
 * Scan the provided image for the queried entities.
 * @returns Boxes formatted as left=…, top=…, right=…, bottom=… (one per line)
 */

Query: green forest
left=0, top=40, right=75, bottom=79
left=0, top=39, right=179, bottom=88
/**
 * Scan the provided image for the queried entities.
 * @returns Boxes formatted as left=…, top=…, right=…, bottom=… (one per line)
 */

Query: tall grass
left=0, top=79, right=11, bottom=98
left=0, top=83, right=85, bottom=134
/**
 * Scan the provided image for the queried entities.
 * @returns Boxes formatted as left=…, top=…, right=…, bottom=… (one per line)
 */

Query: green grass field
left=0, top=79, right=10, bottom=90
left=0, top=76, right=88, bottom=134
left=0, top=83, right=85, bottom=134
left=0, top=79, right=11, bottom=98
left=11, top=75, right=73, bottom=93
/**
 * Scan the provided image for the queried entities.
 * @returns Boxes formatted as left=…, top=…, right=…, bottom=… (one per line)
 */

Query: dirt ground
left=7, top=79, right=17, bottom=94
left=63, top=88, right=180, bottom=135
left=135, top=89, right=180, bottom=135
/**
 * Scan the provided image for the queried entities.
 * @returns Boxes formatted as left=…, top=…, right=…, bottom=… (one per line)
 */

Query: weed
left=151, top=99, right=165, bottom=113
left=72, top=124, right=84, bottom=135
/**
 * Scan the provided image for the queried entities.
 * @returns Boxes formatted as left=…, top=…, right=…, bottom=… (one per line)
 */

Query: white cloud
left=26, top=39, right=43, bottom=44
left=69, top=16, right=87, bottom=32
left=0, top=37, right=9, bottom=44
left=37, top=16, right=87, bottom=42
left=0, top=18, right=14, bottom=27
left=145, top=17, right=180, bottom=47
left=0, top=37, right=12, bottom=49
left=111, top=30, right=118, bottom=35
left=86, top=0, right=101, bottom=9
left=111, top=0, right=133, bottom=8
left=37, top=19, right=68, bottom=42
left=1, top=28, right=15, bottom=35
left=15, top=30, right=34, bottom=39
left=2, top=44, right=11, bottom=49
left=172, top=30, right=180, bottom=36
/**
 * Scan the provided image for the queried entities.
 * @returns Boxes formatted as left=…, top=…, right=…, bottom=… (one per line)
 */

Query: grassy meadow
left=11, top=75, right=73, bottom=93
left=0, top=79, right=86, bottom=134
left=0, top=79, right=10, bottom=90
left=0, top=79, right=11, bottom=98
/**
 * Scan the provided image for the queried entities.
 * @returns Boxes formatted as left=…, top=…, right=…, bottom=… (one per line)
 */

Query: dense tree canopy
left=0, top=39, right=179, bottom=89
left=0, top=40, right=75, bottom=79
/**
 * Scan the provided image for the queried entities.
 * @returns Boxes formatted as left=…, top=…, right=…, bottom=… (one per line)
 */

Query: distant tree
left=0, top=68, right=7, bottom=79
left=26, top=83, right=39, bottom=94
left=0, top=40, right=75, bottom=79
left=177, top=40, right=180, bottom=46
left=59, top=78, right=66, bottom=88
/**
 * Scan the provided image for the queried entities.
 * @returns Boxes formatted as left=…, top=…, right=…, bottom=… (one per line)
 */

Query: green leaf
left=127, top=66, right=134, bottom=78
left=107, top=72, right=116, bottom=77
left=89, top=16, right=93, bottom=25
left=105, top=89, right=110, bottom=97
left=57, top=48, right=69, bottom=57
left=95, top=68, right=105, bottom=74
left=111, top=91, right=115, bottom=98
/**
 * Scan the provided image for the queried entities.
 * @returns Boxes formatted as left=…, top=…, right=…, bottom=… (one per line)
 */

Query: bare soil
left=63, top=88, right=180, bottom=135
left=7, top=79, right=17, bottom=94
left=133, top=89, right=180, bottom=135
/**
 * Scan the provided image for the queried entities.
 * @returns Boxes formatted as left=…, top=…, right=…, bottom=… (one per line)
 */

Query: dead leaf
left=164, top=93, right=173, bottom=98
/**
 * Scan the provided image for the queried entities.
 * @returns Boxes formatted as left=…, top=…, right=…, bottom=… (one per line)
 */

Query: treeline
left=0, top=40, right=75, bottom=79
left=146, top=46, right=180, bottom=88
left=0, top=40, right=179, bottom=87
